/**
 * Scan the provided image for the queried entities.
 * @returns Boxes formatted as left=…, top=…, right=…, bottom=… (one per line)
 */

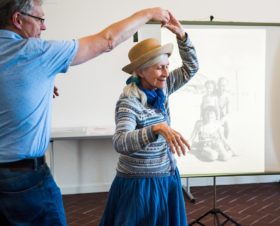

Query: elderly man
left=0, top=0, right=170, bottom=225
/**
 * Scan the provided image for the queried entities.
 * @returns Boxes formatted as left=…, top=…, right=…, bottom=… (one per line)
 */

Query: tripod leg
left=189, top=209, right=214, bottom=226
left=213, top=211, right=221, bottom=226
left=216, top=209, right=241, bottom=226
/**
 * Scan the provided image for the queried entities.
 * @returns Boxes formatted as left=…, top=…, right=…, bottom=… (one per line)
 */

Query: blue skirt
left=99, top=169, right=188, bottom=226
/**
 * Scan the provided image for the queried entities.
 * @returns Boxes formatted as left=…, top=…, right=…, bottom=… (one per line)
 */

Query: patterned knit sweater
left=113, top=36, right=199, bottom=177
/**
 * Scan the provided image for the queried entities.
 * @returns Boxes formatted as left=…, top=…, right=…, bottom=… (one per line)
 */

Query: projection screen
left=140, top=22, right=280, bottom=176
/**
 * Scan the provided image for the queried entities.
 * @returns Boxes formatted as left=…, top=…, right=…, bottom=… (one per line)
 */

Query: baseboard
left=59, top=175, right=279, bottom=195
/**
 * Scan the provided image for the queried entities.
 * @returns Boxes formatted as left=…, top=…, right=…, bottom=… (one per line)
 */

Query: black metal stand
left=189, top=176, right=241, bottom=226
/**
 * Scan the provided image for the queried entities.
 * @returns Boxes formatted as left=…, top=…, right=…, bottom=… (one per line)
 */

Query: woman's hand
left=163, top=11, right=186, bottom=40
left=152, top=123, right=190, bottom=156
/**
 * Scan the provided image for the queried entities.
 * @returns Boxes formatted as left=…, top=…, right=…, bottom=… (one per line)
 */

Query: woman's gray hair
left=122, top=73, right=147, bottom=106
left=138, top=54, right=169, bottom=71
left=0, top=0, right=42, bottom=28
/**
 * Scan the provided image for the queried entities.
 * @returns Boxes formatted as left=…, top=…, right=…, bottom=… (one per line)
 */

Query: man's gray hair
left=0, top=0, right=42, bottom=28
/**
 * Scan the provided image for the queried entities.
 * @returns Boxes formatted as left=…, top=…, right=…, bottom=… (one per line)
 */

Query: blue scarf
left=126, top=76, right=166, bottom=113
left=140, top=86, right=166, bottom=113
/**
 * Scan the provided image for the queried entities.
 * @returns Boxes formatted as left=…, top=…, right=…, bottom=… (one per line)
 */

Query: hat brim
left=122, top=43, right=173, bottom=74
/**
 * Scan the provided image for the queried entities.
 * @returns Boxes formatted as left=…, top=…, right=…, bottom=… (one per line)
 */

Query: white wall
left=44, top=0, right=280, bottom=194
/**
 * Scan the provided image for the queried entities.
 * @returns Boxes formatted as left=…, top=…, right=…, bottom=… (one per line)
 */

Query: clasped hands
left=150, top=8, right=185, bottom=41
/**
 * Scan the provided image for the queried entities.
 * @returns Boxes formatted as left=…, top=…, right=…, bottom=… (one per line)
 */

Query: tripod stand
left=189, top=176, right=241, bottom=226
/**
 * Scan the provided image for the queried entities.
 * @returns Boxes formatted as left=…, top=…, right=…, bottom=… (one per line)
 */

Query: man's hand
left=53, top=86, right=59, bottom=98
left=148, top=7, right=170, bottom=26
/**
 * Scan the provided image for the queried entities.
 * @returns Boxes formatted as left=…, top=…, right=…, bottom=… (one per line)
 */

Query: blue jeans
left=0, top=164, right=67, bottom=226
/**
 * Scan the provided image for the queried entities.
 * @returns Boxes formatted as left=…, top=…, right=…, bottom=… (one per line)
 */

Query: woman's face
left=137, top=61, right=169, bottom=90
left=205, top=82, right=215, bottom=94
left=207, top=111, right=217, bottom=121
left=218, top=78, right=227, bottom=92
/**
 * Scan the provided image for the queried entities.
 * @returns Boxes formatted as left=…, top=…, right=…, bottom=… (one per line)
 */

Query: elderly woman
left=99, top=12, right=199, bottom=226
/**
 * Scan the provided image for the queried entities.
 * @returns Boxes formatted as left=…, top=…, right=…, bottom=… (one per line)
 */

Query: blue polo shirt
left=0, top=30, right=78, bottom=162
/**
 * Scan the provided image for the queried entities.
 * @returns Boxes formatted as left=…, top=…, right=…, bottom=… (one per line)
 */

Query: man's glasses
left=20, top=11, right=45, bottom=24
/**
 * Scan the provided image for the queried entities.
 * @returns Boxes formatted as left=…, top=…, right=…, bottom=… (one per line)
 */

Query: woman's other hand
left=163, top=11, right=186, bottom=41
left=152, top=123, right=190, bottom=156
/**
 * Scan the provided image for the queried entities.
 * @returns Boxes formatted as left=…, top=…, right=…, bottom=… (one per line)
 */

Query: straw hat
left=122, top=38, right=173, bottom=74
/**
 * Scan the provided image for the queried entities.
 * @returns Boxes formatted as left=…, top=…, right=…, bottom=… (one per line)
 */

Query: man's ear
left=12, top=12, right=23, bottom=29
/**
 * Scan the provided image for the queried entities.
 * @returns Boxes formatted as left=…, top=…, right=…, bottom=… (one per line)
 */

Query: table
left=49, top=127, right=114, bottom=174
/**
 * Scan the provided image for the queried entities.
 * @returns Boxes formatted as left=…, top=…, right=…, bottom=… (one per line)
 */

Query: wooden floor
left=63, top=182, right=280, bottom=226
